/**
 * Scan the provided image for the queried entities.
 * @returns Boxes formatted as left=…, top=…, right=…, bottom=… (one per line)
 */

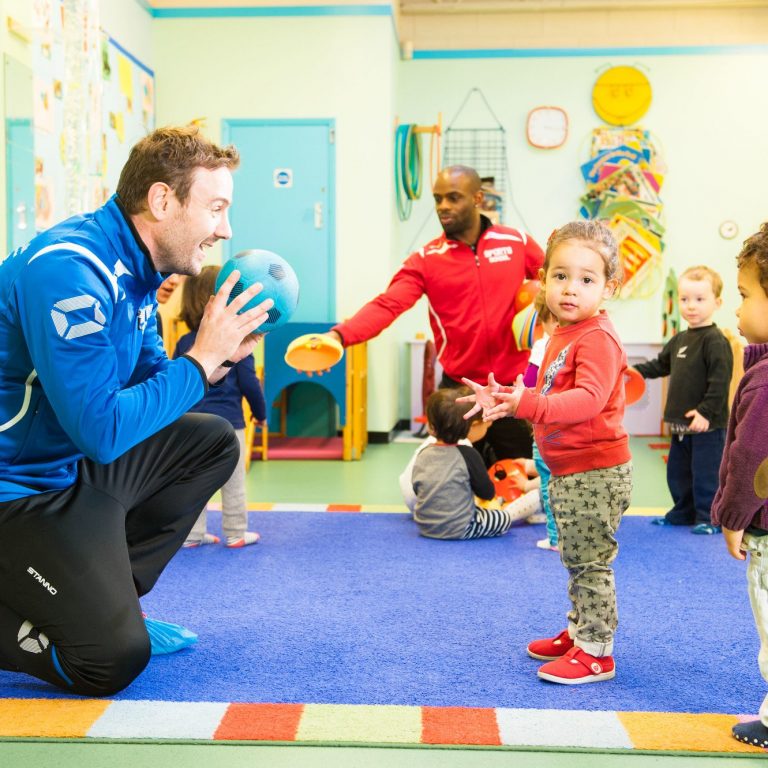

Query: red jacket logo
left=484, top=246, right=512, bottom=263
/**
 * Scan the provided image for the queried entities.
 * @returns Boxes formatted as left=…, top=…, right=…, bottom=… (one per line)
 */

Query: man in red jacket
left=330, top=165, right=544, bottom=459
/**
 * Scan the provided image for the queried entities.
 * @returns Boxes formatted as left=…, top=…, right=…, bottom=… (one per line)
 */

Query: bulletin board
left=30, top=0, right=154, bottom=228
left=100, top=35, right=155, bottom=202
left=31, top=0, right=67, bottom=230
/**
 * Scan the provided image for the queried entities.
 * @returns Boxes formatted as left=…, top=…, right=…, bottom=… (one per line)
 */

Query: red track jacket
left=333, top=220, right=544, bottom=385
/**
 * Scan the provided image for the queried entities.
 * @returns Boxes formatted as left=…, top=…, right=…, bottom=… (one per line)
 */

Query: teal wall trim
left=150, top=5, right=391, bottom=18
left=413, top=44, right=768, bottom=59
left=134, top=0, right=154, bottom=15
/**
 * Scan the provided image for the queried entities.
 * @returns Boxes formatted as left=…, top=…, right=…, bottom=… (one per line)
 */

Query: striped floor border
left=0, top=699, right=763, bottom=753
left=209, top=503, right=666, bottom=516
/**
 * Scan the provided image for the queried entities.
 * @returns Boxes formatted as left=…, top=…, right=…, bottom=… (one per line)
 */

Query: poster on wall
left=32, top=0, right=65, bottom=230
left=100, top=34, right=155, bottom=204
left=32, top=0, right=101, bottom=224
left=31, top=0, right=155, bottom=228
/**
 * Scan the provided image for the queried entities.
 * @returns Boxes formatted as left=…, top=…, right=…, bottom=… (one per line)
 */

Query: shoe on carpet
left=691, top=523, right=722, bottom=535
left=526, top=513, right=547, bottom=524
left=182, top=533, right=220, bottom=548
left=536, top=538, right=559, bottom=552
left=537, top=646, right=615, bottom=685
left=527, top=628, right=574, bottom=660
left=144, top=616, right=198, bottom=655
left=732, top=720, right=768, bottom=748
left=226, top=531, right=261, bottom=548
left=651, top=517, right=673, bottom=526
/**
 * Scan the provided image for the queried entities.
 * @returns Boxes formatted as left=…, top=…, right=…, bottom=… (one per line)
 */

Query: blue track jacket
left=0, top=196, right=207, bottom=502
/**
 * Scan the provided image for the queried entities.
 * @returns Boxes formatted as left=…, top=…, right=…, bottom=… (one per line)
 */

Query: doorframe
left=221, top=118, right=337, bottom=318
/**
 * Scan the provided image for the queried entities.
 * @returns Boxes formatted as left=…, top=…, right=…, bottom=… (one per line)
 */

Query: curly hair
left=178, top=265, right=220, bottom=332
left=544, top=220, right=623, bottom=289
left=737, top=223, right=768, bottom=296
left=117, top=125, right=240, bottom=214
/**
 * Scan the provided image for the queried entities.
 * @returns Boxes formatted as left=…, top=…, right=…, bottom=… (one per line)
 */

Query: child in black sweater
left=632, top=265, right=733, bottom=534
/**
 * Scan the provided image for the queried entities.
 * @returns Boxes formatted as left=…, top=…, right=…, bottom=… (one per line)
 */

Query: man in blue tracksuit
left=0, top=125, right=273, bottom=696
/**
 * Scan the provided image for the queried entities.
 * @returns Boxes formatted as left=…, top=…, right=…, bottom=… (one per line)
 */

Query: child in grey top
left=412, top=388, right=534, bottom=540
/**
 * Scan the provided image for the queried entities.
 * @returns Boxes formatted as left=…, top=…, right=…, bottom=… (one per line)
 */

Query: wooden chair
left=243, top=364, right=268, bottom=469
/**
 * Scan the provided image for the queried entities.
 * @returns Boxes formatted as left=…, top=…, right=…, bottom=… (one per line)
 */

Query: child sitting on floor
left=410, top=388, right=537, bottom=539
left=399, top=409, right=488, bottom=513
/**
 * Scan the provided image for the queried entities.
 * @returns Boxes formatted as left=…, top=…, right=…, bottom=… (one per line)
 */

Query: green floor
left=243, top=435, right=673, bottom=510
left=5, top=436, right=756, bottom=768
left=2, top=742, right=764, bottom=767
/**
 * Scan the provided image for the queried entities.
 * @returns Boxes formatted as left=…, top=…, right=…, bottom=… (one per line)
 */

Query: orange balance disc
left=488, top=458, right=528, bottom=503
left=284, top=333, right=344, bottom=375
left=624, top=367, right=646, bottom=405
left=514, top=278, right=541, bottom=313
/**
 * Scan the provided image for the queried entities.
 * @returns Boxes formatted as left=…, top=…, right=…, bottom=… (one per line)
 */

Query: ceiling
left=398, top=0, right=767, bottom=15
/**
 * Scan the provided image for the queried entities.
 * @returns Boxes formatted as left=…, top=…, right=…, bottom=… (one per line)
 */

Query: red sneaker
left=537, top=646, right=615, bottom=685
left=527, top=629, right=574, bottom=660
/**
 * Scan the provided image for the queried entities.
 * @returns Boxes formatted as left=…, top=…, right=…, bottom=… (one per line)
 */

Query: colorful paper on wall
left=580, top=126, right=666, bottom=299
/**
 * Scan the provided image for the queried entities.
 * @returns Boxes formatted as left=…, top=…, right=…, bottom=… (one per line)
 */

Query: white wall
left=152, top=14, right=401, bottom=432
left=100, top=0, right=154, bottom=67
left=394, top=51, right=768, bottom=352
left=6, top=2, right=768, bottom=432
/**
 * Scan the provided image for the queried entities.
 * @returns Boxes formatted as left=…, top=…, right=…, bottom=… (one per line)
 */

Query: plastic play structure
left=249, top=322, right=367, bottom=461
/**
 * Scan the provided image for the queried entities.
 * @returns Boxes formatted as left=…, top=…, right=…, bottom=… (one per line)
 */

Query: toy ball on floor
left=489, top=459, right=528, bottom=504
left=216, top=249, right=300, bottom=333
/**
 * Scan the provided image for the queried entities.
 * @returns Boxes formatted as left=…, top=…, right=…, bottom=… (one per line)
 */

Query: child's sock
left=225, top=531, right=261, bottom=548
left=503, top=489, right=542, bottom=523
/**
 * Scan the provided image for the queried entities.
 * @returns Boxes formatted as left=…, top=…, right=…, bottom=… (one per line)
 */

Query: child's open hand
left=458, top=372, right=501, bottom=420
left=484, top=375, right=525, bottom=421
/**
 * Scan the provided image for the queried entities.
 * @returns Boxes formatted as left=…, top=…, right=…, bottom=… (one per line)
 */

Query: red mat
left=261, top=436, right=344, bottom=459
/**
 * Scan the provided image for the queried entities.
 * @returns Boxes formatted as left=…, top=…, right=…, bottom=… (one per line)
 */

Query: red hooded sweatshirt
left=514, top=311, right=630, bottom=476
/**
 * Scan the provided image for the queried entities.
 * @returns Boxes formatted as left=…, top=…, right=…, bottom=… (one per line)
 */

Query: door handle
left=314, top=202, right=323, bottom=230
left=15, top=202, right=27, bottom=230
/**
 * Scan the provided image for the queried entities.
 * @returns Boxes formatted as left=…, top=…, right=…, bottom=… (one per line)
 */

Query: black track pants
left=0, top=414, right=238, bottom=697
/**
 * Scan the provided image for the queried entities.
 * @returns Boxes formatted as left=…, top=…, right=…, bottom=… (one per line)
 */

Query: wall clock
left=719, top=220, right=738, bottom=240
left=526, top=106, right=568, bottom=149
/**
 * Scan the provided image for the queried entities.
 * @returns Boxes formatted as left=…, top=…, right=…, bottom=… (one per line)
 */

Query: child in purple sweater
left=712, top=223, right=768, bottom=748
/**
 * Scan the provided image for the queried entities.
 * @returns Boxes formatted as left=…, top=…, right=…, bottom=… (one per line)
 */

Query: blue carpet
left=0, top=512, right=758, bottom=716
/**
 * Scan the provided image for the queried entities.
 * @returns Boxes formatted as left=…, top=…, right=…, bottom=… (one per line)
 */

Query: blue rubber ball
left=215, top=249, right=300, bottom=333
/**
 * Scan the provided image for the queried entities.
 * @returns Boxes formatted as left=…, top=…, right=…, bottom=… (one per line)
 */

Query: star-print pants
left=549, top=462, right=633, bottom=657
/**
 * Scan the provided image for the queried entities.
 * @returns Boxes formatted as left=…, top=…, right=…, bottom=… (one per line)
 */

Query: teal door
left=5, top=118, right=35, bottom=253
left=222, top=119, right=335, bottom=322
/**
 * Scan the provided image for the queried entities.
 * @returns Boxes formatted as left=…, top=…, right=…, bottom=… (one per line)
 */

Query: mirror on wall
left=4, top=54, right=35, bottom=253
